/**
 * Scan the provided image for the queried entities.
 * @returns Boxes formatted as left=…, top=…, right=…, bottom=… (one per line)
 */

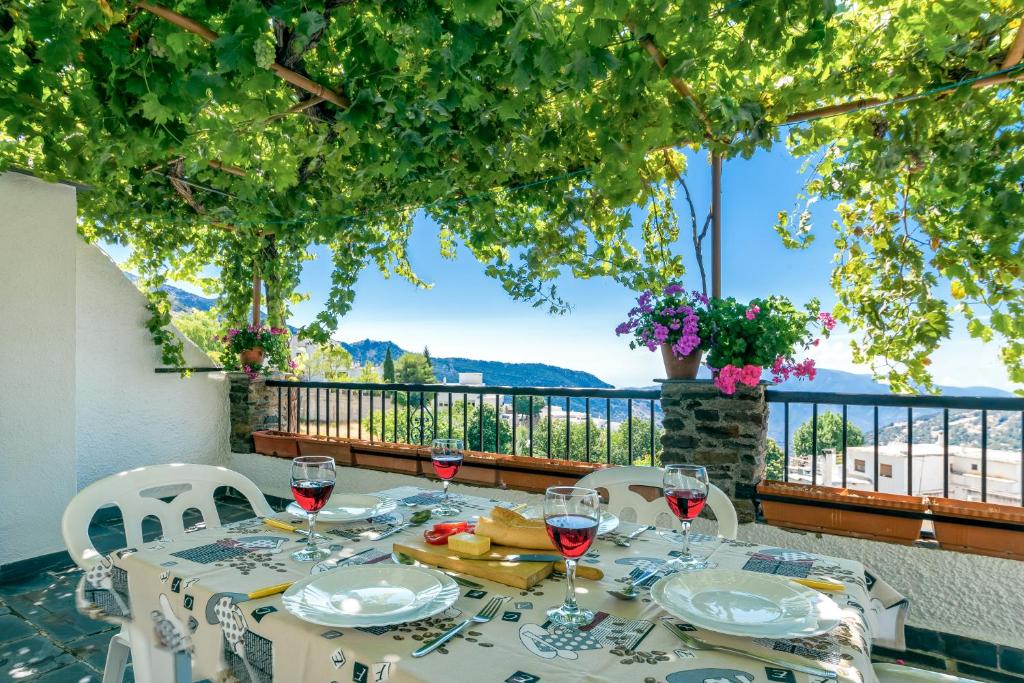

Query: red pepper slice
left=423, top=521, right=474, bottom=545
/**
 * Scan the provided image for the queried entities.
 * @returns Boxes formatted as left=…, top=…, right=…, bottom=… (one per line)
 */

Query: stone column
left=659, top=379, right=767, bottom=523
left=228, top=373, right=276, bottom=453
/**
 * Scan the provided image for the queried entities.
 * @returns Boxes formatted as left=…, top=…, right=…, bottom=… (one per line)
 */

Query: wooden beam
left=785, top=69, right=1024, bottom=124
left=208, top=160, right=246, bottom=177
left=710, top=152, right=722, bottom=299
left=628, top=25, right=715, bottom=138
left=136, top=2, right=349, bottom=109
left=1002, top=20, right=1024, bottom=69
left=266, top=97, right=326, bottom=123
left=252, top=267, right=262, bottom=327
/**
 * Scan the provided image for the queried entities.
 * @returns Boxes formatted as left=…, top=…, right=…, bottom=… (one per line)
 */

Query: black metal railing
left=765, top=390, right=1024, bottom=505
left=265, top=380, right=662, bottom=465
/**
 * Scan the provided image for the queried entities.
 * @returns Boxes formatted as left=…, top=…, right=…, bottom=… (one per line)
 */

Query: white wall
left=74, top=242, right=228, bottom=488
left=0, top=172, right=79, bottom=565
left=229, top=453, right=1024, bottom=649
left=0, top=172, right=231, bottom=567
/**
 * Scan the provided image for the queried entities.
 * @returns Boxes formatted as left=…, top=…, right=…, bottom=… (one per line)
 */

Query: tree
left=422, top=346, right=432, bottom=368
left=395, top=353, right=435, bottom=385
left=4, top=2, right=1023, bottom=390
left=356, top=362, right=382, bottom=383
left=382, top=347, right=395, bottom=383
left=793, top=412, right=865, bottom=456
left=303, top=344, right=352, bottom=381
left=513, top=395, right=544, bottom=418
left=172, top=309, right=225, bottom=363
left=764, top=438, right=785, bottom=481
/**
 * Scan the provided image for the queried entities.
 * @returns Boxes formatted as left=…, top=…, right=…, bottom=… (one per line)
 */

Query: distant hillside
left=125, top=273, right=218, bottom=313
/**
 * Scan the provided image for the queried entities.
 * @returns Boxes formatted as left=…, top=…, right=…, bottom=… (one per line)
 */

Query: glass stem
left=307, top=512, right=318, bottom=552
left=442, top=479, right=450, bottom=504
left=563, top=558, right=578, bottom=611
left=681, top=519, right=691, bottom=557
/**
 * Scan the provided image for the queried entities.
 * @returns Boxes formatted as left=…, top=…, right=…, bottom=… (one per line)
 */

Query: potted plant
left=757, top=481, right=927, bottom=545
left=930, top=497, right=1024, bottom=560
left=701, top=295, right=834, bottom=394
left=222, top=324, right=294, bottom=379
left=617, top=285, right=709, bottom=379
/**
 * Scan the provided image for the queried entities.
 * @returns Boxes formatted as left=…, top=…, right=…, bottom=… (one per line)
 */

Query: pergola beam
left=136, top=2, right=349, bottom=109
left=1002, top=19, right=1024, bottom=69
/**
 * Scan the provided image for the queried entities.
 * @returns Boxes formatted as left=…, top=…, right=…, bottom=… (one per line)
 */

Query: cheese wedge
left=475, top=507, right=557, bottom=551
left=447, top=532, right=491, bottom=556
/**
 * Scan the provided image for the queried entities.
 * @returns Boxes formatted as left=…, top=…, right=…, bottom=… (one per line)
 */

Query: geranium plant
left=616, top=284, right=709, bottom=360
left=221, top=324, right=294, bottom=379
left=701, top=296, right=835, bottom=394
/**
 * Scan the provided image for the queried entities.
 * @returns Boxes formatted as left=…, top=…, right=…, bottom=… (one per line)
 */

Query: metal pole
left=711, top=152, right=722, bottom=299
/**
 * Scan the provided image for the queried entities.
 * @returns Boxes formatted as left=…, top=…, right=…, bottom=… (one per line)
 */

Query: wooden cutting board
left=393, top=540, right=554, bottom=589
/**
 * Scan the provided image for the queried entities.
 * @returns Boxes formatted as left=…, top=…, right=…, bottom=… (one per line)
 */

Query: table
left=79, top=485, right=909, bottom=683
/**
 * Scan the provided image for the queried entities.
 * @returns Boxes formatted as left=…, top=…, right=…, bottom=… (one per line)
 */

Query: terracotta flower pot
left=757, top=481, right=927, bottom=545
left=661, top=344, right=702, bottom=379
left=930, top=497, right=1024, bottom=560
left=239, top=346, right=265, bottom=366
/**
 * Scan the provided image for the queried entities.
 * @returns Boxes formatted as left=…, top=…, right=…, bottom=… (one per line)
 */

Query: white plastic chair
left=62, top=464, right=274, bottom=683
left=577, top=465, right=738, bottom=539
left=874, top=663, right=980, bottom=683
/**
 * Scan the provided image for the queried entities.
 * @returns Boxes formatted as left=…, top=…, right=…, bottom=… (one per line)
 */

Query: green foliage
left=764, top=438, right=785, bottom=481
left=363, top=400, right=511, bottom=453
left=2, top=1, right=1022, bottom=390
left=701, top=296, right=828, bottom=371
left=793, top=411, right=865, bottom=456
left=382, top=347, right=396, bottom=383
left=355, top=361, right=383, bottom=383
left=172, top=309, right=225, bottom=363
left=222, top=324, right=291, bottom=375
left=395, top=353, right=436, bottom=384
left=513, top=395, right=544, bottom=417
left=301, top=344, right=353, bottom=381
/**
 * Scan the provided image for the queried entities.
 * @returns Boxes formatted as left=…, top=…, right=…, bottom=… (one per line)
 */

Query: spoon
left=607, top=559, right=681, bottom=600
left=614, top=524, right=654, bottom=547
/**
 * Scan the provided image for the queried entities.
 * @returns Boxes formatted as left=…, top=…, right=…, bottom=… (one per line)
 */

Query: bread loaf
left=475, top=507, right=556, bottom=550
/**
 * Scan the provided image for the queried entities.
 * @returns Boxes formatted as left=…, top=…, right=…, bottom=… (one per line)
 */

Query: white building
left=437, top=372, right=503, bottom=408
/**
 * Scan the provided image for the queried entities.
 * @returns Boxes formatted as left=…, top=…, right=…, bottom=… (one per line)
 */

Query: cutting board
left=393, top=540, right=554, bottom=589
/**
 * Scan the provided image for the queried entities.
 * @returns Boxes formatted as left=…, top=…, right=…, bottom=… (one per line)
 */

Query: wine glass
left=290, top=455, right=336, bottom=562
left=543, top=486, right=600, bottom=627
left=662, top=464, right=710, bottom=568
left=431, top=438, right=464, bottom=516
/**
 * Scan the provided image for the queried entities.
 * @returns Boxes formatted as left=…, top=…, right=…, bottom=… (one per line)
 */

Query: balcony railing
left=264, top=380, right=662, bottom=465
left=767, top=389, right=1024, bottom=506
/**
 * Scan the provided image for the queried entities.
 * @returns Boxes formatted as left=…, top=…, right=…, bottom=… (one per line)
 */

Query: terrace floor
left=0, top=492, right=286, bottom=683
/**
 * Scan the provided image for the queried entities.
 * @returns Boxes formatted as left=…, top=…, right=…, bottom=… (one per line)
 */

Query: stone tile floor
left=0, top=494, right=282, bottom=682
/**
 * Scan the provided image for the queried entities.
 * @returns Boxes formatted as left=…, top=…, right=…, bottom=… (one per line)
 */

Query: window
left=854, top=459, right=866, bottom=473
left=970, top=463, right=979, bottom=471
left=880, top=464, right=893, bottom=478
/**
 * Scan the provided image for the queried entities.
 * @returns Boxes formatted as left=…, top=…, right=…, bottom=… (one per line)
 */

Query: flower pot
left=239, top=347, right=265, bottom=366
left=252, top=430, right=299, bottom=458
left=661, top=345, right=702, bottom=379
left=930, top=497, right=1024, bottom=560
left=757, top=481, right=926, bottom=545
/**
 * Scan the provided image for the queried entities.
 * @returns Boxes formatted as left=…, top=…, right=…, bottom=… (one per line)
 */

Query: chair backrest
left=576, top=465, right=738, bottom=539
left=62, top=464, right=274, bottom=569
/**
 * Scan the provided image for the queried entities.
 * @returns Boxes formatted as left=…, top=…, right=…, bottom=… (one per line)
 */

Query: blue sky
left=103, top=147, right=1015, bottom=391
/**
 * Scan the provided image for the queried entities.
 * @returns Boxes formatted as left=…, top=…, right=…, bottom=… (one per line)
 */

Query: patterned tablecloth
left=78, top=485, right=909, bottom=683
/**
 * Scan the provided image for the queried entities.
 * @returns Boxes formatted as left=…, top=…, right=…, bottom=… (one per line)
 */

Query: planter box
left=757, top=481, right=926, bottom=545
left=252, top=430, right=299, bottom=458
left=931, top=497, right=1024, bottom=560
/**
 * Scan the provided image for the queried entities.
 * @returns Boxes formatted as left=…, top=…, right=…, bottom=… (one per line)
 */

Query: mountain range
left=153, top=276, right=1018, bottom=442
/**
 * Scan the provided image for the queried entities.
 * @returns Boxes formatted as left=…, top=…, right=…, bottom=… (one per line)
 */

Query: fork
left=412, top=597, right=504, bottom=657
left=663, top=623, right=838, bottom=679
left=614, top=524, right=654, bottom=547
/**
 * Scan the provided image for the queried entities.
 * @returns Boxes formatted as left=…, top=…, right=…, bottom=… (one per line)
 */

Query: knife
left=791, top=577, right=846, bottom=592
left=453, top=554, right=604, bottom=580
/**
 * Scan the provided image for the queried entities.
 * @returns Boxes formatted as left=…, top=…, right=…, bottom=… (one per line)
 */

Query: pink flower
left=818, top=311, right=836, bottom=331
left=739, top=364, right=762, bottom=386
left=812, top=338, right=820, bottom=346
left=288, top=359, right=297, bottom=370
left=745, top=305, right=761, bottom=320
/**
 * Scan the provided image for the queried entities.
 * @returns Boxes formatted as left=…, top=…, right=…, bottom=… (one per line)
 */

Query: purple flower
left=663, top=284, right=684, bottom=296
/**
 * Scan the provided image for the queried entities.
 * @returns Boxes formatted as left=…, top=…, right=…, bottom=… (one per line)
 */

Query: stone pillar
left=228, top=373, right=276, bottom=453
left=659, top=379, right=767, bottom=523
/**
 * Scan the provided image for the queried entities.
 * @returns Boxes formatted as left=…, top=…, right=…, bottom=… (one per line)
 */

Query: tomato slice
left=423, top=521, right=474, bottom=545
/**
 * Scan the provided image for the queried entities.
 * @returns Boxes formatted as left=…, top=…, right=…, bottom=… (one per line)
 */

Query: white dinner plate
left=282, top=564, right=460, bottom=628
left=650, top=569, right=842, bottom=638
left=287, top=494, right=397, bottom=523
left=521, top=506, right=620, bottom=535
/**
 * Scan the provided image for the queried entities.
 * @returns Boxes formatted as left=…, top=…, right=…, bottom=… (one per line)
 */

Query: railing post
left=228, top=372, right=275, bottom=453
left=659, top=379, right=767, bottom=524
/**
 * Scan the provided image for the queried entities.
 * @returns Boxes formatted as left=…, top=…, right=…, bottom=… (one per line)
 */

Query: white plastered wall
left=0, top=171, right=230, bottom=566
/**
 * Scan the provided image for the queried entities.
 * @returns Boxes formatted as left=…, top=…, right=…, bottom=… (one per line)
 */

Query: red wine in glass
left=431, top=454, right=463, bottom=481
left=291, top=480, right=335, bottom=512
left=664, top=488, right=707, bottom=521
left=544, top=514, right=599, bottom=559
